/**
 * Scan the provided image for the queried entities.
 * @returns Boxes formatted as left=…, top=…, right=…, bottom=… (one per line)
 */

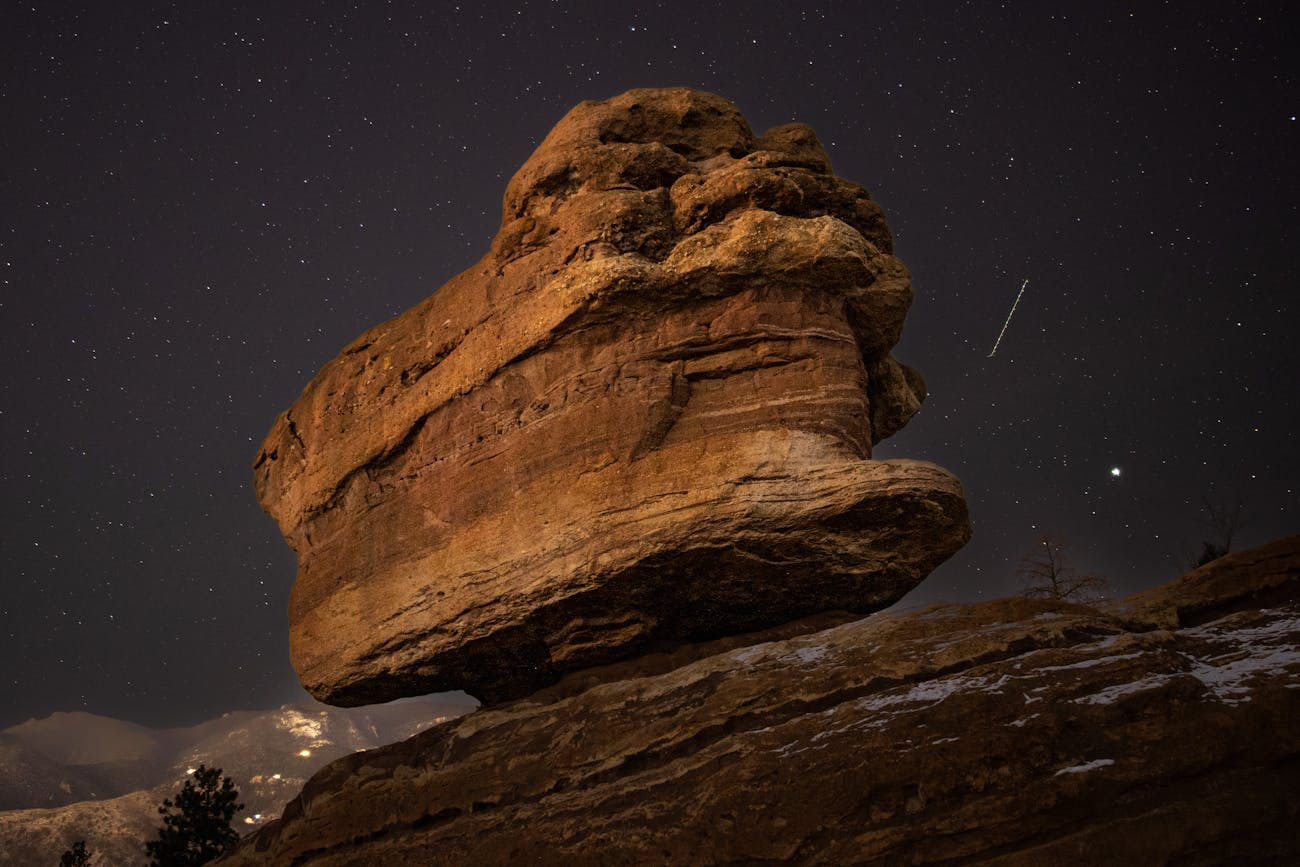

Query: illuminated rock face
left=253, top=88, right=970, bottom=707
left=226, top=539, right=1300, bottom=866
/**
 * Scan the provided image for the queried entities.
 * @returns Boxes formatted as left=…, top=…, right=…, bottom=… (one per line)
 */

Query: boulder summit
left=253, top=88, right=970, bottom=707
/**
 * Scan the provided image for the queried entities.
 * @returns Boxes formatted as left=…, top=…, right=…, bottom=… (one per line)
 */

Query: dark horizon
left=3, top=1, right=1296, bottom=730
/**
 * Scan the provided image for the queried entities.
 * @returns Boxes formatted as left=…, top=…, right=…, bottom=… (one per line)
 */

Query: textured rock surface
left=224, top=537, right=1300, bottom=866
left=253, top=88, right=970, bottom=706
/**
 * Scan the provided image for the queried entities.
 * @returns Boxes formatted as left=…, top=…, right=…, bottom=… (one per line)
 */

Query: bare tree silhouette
left=1018, top=534, right=1109, bottom=604
left=1191, top=493, right=1246, bottom=567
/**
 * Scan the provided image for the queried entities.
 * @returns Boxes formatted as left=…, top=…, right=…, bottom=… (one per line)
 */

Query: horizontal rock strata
left=225, top=537, right=1300, bottom=865
left=253, top=88, right=970, bottom=706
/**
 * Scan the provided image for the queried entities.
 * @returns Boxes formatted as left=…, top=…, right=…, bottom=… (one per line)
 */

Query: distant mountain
left=0, top=712, right=168, bottom=810
left=3, top=712, right=161, bottom=767
left=0, top=695, right=476, bottom=864
left=0, top=733, right=126, bottom=809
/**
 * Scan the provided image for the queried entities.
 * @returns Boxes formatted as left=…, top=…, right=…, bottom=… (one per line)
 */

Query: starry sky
left=3, top=1, right=1296, bottom=729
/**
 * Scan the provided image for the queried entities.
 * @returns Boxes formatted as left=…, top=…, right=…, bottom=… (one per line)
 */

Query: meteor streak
left=987, top=278, right=1029, bottom=358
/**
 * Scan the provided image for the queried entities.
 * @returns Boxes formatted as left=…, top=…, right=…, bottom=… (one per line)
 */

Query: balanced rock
left=253, top=88, right=970, bottom=706
left=225, top=537, right=1300, bottom=865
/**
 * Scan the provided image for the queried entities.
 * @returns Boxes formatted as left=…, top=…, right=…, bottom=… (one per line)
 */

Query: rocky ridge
left=225, top=537, right=1300, bottom=865
left=253, top=88, right=970, bottom=707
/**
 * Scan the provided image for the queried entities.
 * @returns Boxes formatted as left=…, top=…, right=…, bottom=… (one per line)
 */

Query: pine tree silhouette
left=145, top=764, right=244, bottom=866
left=59, top=840, right=90, bottom=866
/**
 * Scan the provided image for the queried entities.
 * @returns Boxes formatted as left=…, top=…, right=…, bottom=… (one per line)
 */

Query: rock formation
left=241, top=89, right=1298, bottom=863
left=224, top=537, right=1300, bottom=865
left=253, top=88, right=970, bottom=706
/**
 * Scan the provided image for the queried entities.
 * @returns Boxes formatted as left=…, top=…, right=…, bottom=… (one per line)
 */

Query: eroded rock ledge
left=224, top=536, right=1300, bottom=865
left=253, top=88, right=970, bottom=706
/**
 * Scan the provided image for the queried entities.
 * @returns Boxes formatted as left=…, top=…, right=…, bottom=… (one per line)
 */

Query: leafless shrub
left=1018, top=534, right=1109, bottom=604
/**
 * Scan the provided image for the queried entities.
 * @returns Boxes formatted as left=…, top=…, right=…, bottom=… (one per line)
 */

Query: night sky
left=3, top=1, right=1296, bottom=729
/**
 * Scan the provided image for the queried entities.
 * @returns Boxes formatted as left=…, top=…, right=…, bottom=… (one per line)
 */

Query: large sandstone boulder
left=224, top=537, right=1300, bottom=865
left=253, top=88, right=970, bottom=706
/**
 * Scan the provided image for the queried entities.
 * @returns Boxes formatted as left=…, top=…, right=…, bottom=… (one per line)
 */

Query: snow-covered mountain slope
left=0, top=695, right=476, bottom=863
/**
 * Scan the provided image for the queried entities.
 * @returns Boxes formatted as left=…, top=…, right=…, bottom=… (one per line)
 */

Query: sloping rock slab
left=224, top=537, right=1300, bottom=865
left=252, top=87, right=969, bottom=706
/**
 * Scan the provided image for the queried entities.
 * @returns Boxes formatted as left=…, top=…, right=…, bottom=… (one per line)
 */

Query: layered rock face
left=226, top=537, right=1300, bottom=865
left=254, top=88, right=970, bottom=706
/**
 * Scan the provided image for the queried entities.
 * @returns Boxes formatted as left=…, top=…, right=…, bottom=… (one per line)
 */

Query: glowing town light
left=298, top=749, right=312, bottom=757
left=186, top=768, right=196, bottom=775
left=272, top=773, right=282, bottom=780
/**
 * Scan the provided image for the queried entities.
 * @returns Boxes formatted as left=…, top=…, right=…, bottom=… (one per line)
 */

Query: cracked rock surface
left=253, top=88, right=970, bottom=706
left=224, top=538, right=1300, bottom=865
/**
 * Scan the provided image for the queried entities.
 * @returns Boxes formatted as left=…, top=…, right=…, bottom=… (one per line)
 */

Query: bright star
left=1110, top=467, right=1122, bottom=478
